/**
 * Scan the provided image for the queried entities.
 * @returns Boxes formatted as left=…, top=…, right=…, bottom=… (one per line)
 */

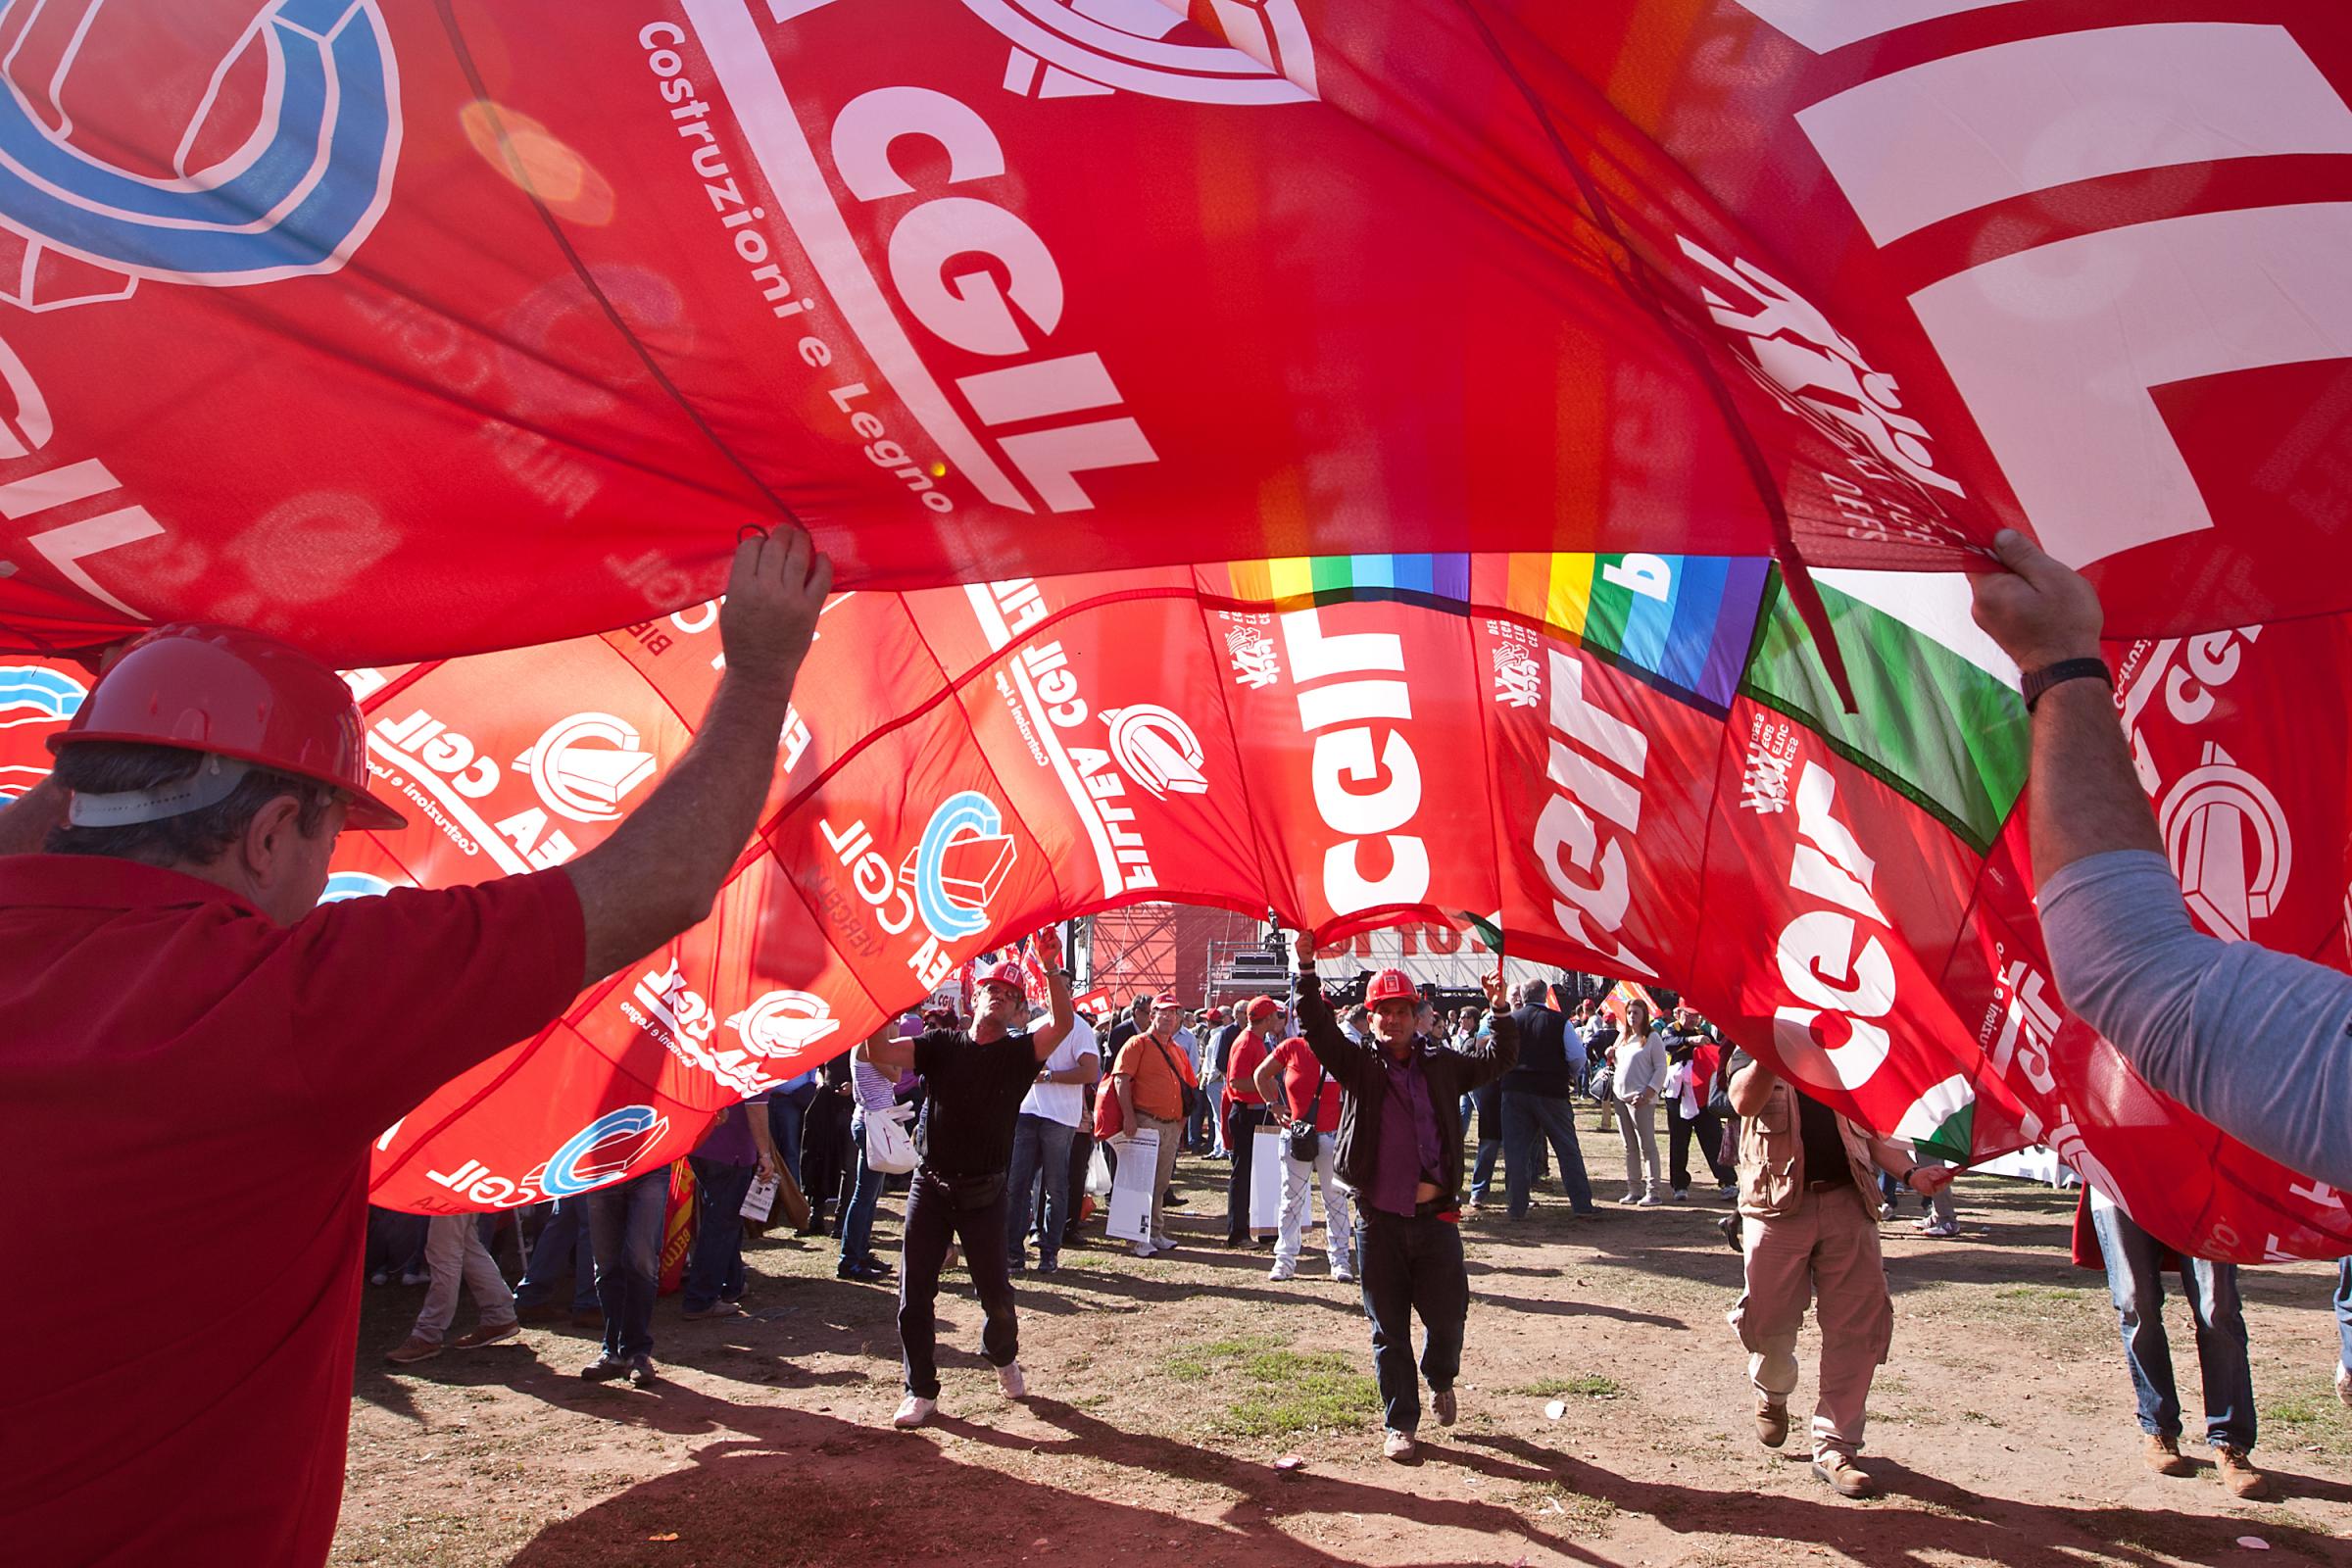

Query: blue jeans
left=586, top=1170, right=667, bottom=1360
left=1464, top=1084, right=1500, bottom=1204
left=2092, top=1201, right=2256, bottom=1449
left=367, top=1206, right=428, bottom=1279
left=1500, top=1091, right=1594, bottom=1215
left=839, top=1121, right=884, bottom=1266
left=1004, top=1113, right=1077, bottom=1266
left=1355, top=1207, right=1467, bottom=1434
left=2334, top=1256, right=2352, bottom=1371
left=515, top=1198, right=598, bottom=1312
left=684, top=1156, right=756, bottom=1310
left=769, top=1085, right=815, bottom=1187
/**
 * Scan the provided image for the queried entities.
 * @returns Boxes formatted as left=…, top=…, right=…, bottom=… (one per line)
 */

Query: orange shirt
left=1113, top=1030, right=1195, bottom=1121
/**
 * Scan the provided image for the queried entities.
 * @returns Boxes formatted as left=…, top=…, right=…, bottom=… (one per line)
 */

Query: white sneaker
left=1133, top=1241, right=1155, bottom=1258
left=1637, top=1192, right=1661, bottom=1207
left=1269, top=1261, right=1297, bottom=1282
left=997, top=1361, right=1027, bottom=1399
left=892, top=1395, right=936, bottom=1429
left=1333, top=1264, right=1356, bottom=1284
left=1672, top=1190, right=1689, bottom=1202
left=1622, top=1190, right=1641, bottom=1203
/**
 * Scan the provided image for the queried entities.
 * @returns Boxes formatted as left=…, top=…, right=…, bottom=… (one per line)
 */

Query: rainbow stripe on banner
left=1224, top=552, right=1769, bottom=712
left=1227, top=553, right=1474, bottom=605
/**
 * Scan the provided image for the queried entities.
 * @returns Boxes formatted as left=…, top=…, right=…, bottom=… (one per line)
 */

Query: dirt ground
left=334, top=1118, right=2352, bottom=1568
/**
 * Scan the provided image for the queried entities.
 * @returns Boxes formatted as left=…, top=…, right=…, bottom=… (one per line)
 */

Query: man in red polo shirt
left=1253, top=1031, right=1352, bottom=1283
left=0, top=533, right=828, bottom=1567
left=1220, top=994, right=1281, bottom=1248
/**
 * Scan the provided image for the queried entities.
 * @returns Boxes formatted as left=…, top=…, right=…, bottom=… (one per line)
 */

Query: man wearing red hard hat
left=856, top=938, right=1073, bottom=1430
left=1291, top=933, right=1515, bottom=1464
left=0, top=535, right=829, bottom=1566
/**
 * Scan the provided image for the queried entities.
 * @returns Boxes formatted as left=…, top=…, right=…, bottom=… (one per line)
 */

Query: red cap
left=1246, top=995, right=1281, bottom=1019
left=1151, top=992, right=1181, bottom=1007
left=977, top=959, right=1027, bottom=991
left=1203, top=1006, right=1228, bottom=1022
left=53, top=623, right=406, bottom=830
left=1366, top=968, right=1416, bottom=1004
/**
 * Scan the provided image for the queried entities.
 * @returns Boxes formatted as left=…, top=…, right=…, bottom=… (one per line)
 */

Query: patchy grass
left=1163, top=1332, right=1284, bottom=1383
left=1991, top=1285, right=2087, bottom=1302
left=1501, top=1374, right=1624, bottom=1400
left=1159, top=1337, right=1380, bottom=1438
left=2260, top=1373, right=2352, bottom=1460
left=1221, top=1348, right=1381, bottom=1439
left=1503, top=1480, right=1618, bottom=1536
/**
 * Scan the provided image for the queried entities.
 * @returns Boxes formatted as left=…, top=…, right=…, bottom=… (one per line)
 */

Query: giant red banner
left=0, top=2, right=2348, bottom=661
left=9, top=548, right=2348, bottom=1259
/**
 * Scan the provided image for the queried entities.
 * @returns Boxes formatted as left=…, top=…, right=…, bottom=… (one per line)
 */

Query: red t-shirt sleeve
left=283, top=869, right=586, bottom=1135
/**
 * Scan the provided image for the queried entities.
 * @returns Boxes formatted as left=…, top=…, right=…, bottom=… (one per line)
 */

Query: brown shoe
left=2142, top=1432, right=2193, bottom=1477
left=1755, top=1401, right=1789, bottom=1449
left=1811, top=1452, right=1874, bottom=1498
left=2214, top=1445, right=2271, bottom=1499
left=451, top=1320, right=519, bottom=1349
left=384, top=1335, right=443, bottom=1366
left=1382, top=1428, right=1419, bottom=1464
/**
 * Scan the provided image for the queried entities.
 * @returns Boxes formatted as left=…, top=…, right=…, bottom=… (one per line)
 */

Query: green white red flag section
left=19, top=548, right=2343, bottom=1261
left=0, top=3, right=2350, bottom=662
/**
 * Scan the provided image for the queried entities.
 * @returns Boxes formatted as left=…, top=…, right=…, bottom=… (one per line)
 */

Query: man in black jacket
left=1500, top=979, right=1598, bottom=1219
left=1293, top=932, right=1515, bottom=1463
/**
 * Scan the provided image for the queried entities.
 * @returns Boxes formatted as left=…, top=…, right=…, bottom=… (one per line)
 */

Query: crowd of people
left=356, top=950, right=2339, bottom=1502
left=11, top=528, right=2352, bottom=1565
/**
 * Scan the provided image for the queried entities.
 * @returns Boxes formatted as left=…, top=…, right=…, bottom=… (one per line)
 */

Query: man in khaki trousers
left=1723, top=1046, right=1950, bottom=1498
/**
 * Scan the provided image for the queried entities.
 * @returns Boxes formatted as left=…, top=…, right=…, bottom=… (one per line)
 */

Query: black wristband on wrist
left=2021, top=657, right=2111, bottom=711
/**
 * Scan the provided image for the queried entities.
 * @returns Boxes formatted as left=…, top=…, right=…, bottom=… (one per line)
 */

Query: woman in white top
left=1609, top=1001, right=1669, bottom=1205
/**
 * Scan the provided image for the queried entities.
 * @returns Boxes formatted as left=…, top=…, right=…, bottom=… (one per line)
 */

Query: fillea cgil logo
left=0, top=0, right=403, bottom=307
left=527, top=1105, right=673, bottom=1200
left=725, top=989, right=842, bottom=1058
left=514, top=712, right=659, bottom=823
left=1102, top=704, right=1207, bottom=800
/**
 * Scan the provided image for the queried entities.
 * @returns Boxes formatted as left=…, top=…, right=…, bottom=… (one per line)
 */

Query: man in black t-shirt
left=1723, top=1047, right=1948, bottom=1498
left=858, top=933, right=1074, bottom=1430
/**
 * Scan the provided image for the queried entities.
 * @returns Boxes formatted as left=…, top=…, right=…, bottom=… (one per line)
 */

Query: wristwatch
left=2020, top=657, right=2111, bottom=711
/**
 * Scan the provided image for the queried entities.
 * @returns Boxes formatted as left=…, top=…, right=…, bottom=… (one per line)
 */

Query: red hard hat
left=1366, top=968, right=1417, bottom=1005
left=52, top=624, right=406, bottom=831
left=977, top=959, right=1027, bottom=990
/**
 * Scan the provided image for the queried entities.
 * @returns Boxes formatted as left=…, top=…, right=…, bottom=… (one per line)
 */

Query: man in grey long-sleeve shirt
left=1971, top=530, right=2350, bottom=1192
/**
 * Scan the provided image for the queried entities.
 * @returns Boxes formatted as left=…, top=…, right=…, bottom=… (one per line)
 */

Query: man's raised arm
left=1031, top=926, right=1074, bottom=1059
left=564, top=533, right=830, bottom=987
left=1970, top=528, right=2352, bottom=1189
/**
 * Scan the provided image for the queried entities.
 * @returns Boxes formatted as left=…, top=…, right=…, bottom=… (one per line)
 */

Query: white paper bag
left=1106, top=1129, right=1160, bottom=1245
left=1251, top=1127, right=1285, bottom=1229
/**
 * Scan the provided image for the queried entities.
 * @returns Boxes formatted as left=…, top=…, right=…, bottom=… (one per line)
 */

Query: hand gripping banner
left=0, top=2, right=2350, bottom=661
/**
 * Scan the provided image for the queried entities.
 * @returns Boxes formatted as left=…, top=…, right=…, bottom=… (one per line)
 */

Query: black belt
left=1805, top=1179, right=1846, bottom=1193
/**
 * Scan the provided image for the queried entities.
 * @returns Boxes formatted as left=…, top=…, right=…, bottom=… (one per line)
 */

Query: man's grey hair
left=1519, top=979, right=1548, bottom=1004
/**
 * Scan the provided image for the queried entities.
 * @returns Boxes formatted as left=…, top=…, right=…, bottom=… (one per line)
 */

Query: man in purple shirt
left=1292, top=934, right=1515, bottom=1462
left=682, top=1091, right=782, bottom=1320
